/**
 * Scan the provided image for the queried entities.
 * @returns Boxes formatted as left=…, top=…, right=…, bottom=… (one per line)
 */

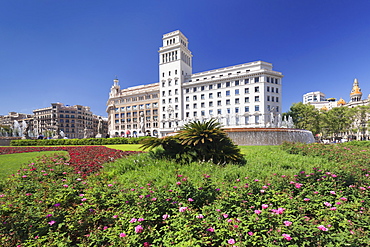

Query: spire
left=350, top=78, right=362, bottom=102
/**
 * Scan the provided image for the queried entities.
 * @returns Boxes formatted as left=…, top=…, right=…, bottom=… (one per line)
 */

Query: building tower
left=158, top=30, right=193, bottom=134
left=110, top=77, right=121, bottom=98
left=350, top=78, right=362, bottom=102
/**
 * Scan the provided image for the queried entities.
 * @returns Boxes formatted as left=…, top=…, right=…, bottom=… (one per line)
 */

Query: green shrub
left=141, top=119, right=245, bottom=165
left=10, top=137, right=149, bottom=146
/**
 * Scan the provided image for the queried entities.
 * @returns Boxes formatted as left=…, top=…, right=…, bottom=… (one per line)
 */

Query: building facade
left=106, top=79, right=160, bottom=137
left=107, top=30, right=284, bottom=137
left=0, top=112, right=32, bottom=128
left=33, top=102, right=103, bottom=138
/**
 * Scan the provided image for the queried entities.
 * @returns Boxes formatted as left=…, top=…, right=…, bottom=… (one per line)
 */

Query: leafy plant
left=141, top=119, right=245, bottom=165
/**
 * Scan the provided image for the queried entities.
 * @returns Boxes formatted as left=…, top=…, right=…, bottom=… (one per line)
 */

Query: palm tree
left=140, top=118, right=245, bottom=164
left=177, top=119, right=244, bottom=164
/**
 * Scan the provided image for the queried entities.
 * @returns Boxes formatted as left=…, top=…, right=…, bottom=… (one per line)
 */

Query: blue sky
left=1, top=0, right=370, bottom=116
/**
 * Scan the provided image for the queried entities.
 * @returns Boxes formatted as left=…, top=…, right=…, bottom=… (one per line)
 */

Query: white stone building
left=107, top=30, right=284, bottom=137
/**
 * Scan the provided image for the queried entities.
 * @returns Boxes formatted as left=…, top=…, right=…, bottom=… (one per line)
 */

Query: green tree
left=284, top=102, right=322, bottom=135
left=321, top=106, right=354, bottom=137
left=177, top=119, right=244, bottom=164
left=346, top=105, right=370, bottom=140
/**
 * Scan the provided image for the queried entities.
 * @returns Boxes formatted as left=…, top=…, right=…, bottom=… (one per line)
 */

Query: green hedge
left=10, top=137, right=149, bottom=146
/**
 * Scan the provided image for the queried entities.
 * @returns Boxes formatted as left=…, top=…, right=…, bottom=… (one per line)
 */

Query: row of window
left=162, top=51, right=178, bottom=63
left=115, top=110, right=158, bottom=119
left=114, top=94, right=158, bottom=104
left=183, top=90, right=279, bottom=102
left=114, top=122, right=159, bottom=130
left=115, top=116, right=157, bottom=123
left=162, top=79, right=178, bottom=87
left=184, top=96, right=279, bottom=109
left=162, top=88, right=179, bottom=96
left=185, top=82, right=280, bottom=94
left=115, top=103, right=159, bottom=112
left=183, top=105, right=280, bottom=118
left=187, top=76, right=280, bottom=85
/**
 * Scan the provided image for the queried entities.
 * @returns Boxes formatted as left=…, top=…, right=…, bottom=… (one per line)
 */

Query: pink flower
left=304, top=198, right=310, bottom=201
left=108, top=184, right=113, bottom=187
left=176, top=182, right=181, bottom=185
left=295, top=183, right=303, bottom=188
left=188, top=198, right=194, bottom=202
left=340, top=197, right=348, bottom=201
left=113, top=215, right=118, bottom=218
left=63, top=184, right=68, bottom=187
left=324, top=202, right=331, bottom=207
left=329, top=207, right=337, bottom=211
left=282, top=233, right=292, bottom=241
left=317, top=225, right=328, bottom=231
left=271, top=207, right=285, bottom=214
left=81, top=198, right=87, bottom=201
left=138, top=218, right=145, bottom=222
left=223, top=214, right=229, bottom=218
left=179, top=207, right=188, bottom=212
left=254, top=210, right=262, bottom=214
left=48, top=221, right=56, bottom=226
left=261, top=204, right=269, bottom=209
left=228, top=239, right=236, bottom=244
left=129, top=218, right=137, bottom=223
left=119, top=233, right=127, bottom=237
left=283, top=221, right=292, bottom=226
left=79, top=194, right=84, bottom=197
left=227, top=219, right=233, bottom=223
left=248, top=231, right=254, bottom=236
left=135, top=225, right=144, bottom=233
left=162, top=214, right=170, bottom=220
left=151, top=198, right=157, bottom=201
left=206, top=227, right=215, bottom=232
left=196, top=214, right=204, bottom=219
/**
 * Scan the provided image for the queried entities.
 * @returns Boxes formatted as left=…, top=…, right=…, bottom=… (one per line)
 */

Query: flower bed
left=0, top=144, right=369, bottom=246
left=0, top=146, right=141, bottom=177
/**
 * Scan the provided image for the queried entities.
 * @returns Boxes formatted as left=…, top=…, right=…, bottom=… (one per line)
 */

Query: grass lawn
left=104, top=144, right=143, bottom=151
left=0, top=151, right=67, bottom=180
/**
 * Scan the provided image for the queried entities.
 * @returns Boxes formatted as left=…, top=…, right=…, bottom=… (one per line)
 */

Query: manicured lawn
left=104, top=144, right=143, bottom=151
left=0, top=151, right=67, bottom=180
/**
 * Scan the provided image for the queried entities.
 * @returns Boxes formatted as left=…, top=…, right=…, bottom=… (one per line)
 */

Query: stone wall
left=224, top=128, right=315, bottom=146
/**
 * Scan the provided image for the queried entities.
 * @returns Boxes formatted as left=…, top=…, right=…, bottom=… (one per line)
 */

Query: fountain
left=224, top=115, right=315, bottom=145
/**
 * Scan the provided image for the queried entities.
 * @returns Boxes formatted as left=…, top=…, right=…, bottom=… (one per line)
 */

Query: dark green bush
left=141, top=119, right=245, bottom=165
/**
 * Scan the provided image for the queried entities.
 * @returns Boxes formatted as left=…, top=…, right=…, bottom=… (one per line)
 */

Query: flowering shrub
left=0, top=144, right=369, bottom=246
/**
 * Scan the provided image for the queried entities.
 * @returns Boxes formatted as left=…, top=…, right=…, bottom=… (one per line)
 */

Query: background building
left=107, top=30, right=284, bottom=136
left=106, top=79, right=159, bottom=137
left=303, top=78, right=370, bottom=110
left=0, top=112, right=32, bottom=128
left=33, top=103, right=104, bottom=138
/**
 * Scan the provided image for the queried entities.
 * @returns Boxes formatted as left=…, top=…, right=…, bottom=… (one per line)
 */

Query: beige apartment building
left=106, top=78, right=160, bottom=137
left=33, top=102, right=103, bottom=139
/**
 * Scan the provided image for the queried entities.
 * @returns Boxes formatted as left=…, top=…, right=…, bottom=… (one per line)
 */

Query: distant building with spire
left=303, top=78, right=370, bottom=110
